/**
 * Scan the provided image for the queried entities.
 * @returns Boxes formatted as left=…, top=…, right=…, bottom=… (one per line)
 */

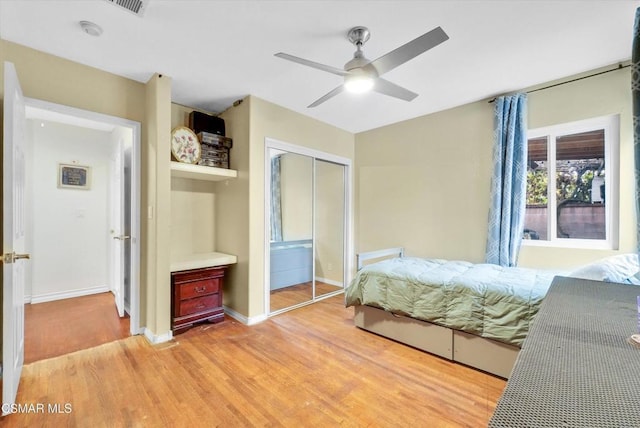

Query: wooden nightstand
left=171, top=266, right=227, bottom=334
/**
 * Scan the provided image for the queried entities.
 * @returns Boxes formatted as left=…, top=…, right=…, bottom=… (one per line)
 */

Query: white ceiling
left=1, top=0, right=638, bottom=133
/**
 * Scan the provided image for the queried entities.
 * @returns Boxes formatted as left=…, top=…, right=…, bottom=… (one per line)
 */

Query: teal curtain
left=485, top=93, right=528, bottom=267
left=270, top=155, right=283, bottom=242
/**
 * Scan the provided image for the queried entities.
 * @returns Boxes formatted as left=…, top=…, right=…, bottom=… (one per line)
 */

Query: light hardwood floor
left=270, top=281, right=343, bottom=312
left=24, top=292, right=130, bottom=364
left=5, top=295, right=505, bottom=427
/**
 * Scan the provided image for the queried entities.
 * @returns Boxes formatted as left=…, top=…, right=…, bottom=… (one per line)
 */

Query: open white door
left=2, top=62, right=27, bottom=414
left=109, top=138, right=125, bottom=317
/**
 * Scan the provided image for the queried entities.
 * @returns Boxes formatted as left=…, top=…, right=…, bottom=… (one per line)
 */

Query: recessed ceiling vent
left=103, top=0, right=148, bottom=17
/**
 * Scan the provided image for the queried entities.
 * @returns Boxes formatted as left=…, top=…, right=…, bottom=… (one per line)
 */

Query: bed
left=345, top=248, right=557, bottom=378
left=346, top=249, right=640, bottom=378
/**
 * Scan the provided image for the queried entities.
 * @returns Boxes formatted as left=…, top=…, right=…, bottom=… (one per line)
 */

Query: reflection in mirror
left=314, top=160, right=345, bottom=298
left=269, top=150, right=314, bottom=312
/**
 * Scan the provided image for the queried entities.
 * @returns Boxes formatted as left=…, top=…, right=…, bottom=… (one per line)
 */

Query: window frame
left=522, top=114, right=620, bottom=250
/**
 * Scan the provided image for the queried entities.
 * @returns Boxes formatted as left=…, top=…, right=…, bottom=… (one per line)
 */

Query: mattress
left=345, top=257, right=556, bottom=346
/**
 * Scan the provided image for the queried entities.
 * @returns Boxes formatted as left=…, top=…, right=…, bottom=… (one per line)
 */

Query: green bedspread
left=345, top=257, right=556, bottom=347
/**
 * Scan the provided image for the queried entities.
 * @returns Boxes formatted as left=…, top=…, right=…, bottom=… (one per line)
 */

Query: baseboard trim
left=143, top=328, right=173, bottom=345
left=29, top=285, right=110, bottom=304
left=224, top=306, right=267, bottom=325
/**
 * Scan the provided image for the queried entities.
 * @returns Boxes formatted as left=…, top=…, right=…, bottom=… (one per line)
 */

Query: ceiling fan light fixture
left=275, top=25, right=449, bottom=106
left=344, top=73, right=374, bottom=94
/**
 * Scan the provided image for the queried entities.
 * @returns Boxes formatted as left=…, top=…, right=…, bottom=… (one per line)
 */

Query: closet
left=266, top=139, right=350, bottom=315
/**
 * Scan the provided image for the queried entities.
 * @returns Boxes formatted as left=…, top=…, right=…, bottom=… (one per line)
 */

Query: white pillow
left=569, top=253, right=640, bottom=285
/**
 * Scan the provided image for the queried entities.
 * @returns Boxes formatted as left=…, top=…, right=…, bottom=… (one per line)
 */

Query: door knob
left=113, top=235, right=131, bottom=240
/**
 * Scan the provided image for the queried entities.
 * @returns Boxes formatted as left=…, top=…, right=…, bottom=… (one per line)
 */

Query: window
left=522, top=115, right=619, bottom=249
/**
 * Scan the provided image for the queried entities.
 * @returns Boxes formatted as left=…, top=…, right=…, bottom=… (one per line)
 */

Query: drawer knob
left=195, top=286, right=206, bottom=293
left=196, top=303, right=206, bottom=309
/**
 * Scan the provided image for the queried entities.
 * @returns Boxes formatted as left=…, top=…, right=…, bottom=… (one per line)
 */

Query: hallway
left=24, top=292, right=130, bottom=364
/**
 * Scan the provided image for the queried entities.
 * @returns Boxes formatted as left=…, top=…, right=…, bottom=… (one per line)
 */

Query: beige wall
left=169, top=102, right=247, bottom=316
left=4, top=37, right=632, bottom=330
left=0, top=40, right=354, bottom=330
left=0, top=40, right=145, bottom=122
left=144, top=73, right=172, bottom=337
left=217, top=97, right=251, bottom=316
left=0, top=40, right=146, bottom=329
left=169, top=103, right=218, bottom=258
left=170, top=178, right=217, bottom=257
left=219, top=96, right=354, bottom=320
left=355, top=64, right=634, bottom=271
left=356, top=100, right=493, bottom=263
left=0, top=40, right=173, bottom=339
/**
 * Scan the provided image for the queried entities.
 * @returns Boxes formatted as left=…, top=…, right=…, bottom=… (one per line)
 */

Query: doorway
left=23, top=97, right=141, bottom=337
left=265, top=138, right=351, bottom=315
left=23, top=292, right=130, bottom=364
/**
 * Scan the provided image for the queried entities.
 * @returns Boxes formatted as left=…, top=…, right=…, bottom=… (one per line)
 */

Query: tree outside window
left=523, top=118, right=615, bottom=247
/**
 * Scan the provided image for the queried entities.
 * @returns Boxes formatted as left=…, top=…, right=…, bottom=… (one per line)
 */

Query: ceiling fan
left=275, top=26, right=449, bottom=108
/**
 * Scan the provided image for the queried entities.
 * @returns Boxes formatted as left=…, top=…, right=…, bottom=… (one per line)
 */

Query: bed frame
left=352, top=248, right=519, bottom=379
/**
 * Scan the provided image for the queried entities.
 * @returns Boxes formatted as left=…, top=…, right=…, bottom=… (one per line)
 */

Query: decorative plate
left=171, top=126, right=201, bottom=164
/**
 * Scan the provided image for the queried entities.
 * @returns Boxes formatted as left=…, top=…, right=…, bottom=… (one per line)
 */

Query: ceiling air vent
left=104, top=0, right=149, bottom=17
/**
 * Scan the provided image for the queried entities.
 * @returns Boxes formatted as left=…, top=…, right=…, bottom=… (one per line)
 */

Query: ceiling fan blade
left=374, top=78, right=418, bottom=102
left=308, top=85, right=344, bottom=108
left=369, top=27, right=449, bottom=76
left=275, top=52, right=349, bottom=76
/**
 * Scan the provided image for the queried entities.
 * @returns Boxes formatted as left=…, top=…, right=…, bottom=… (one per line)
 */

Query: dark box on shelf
left=189, top=111, right=225, bottom=136
left=197, top=132, right=233, bottom=149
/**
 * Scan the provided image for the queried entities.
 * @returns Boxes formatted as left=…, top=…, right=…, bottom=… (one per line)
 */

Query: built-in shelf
left=170, top=251, right=238, bottom=272
left=170, top=161, right=237, bottom=181
left=170, top=161, right=237, bottom=272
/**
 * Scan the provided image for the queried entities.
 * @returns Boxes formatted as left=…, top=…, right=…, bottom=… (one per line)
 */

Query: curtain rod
left=487, top=63, right=631, bottom=103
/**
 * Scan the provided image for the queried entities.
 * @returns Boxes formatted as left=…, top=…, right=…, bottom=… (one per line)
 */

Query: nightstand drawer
left=178, top=294, right=220, bottom=317
left=177, top=278, right=220, bottom=300
left=173, top=268, right=225, bottom=284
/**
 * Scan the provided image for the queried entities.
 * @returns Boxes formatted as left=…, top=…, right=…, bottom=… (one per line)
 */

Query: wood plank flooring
left=6, top=295, right=505, bottom=427
left=270, top=281, right=342, bottom=312
left=24, top=292, right=130, bottom=364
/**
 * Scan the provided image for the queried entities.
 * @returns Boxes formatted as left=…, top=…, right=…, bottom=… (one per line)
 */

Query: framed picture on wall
left=58, top=163, right=91, bottom=190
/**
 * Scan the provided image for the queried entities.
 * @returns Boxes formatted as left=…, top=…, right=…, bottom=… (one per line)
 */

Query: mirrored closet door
left=314, top=159, right=345, bottom=299
left=269, top=151, right=314, bottom=312
left=266, top=141, right=349, bottom=315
